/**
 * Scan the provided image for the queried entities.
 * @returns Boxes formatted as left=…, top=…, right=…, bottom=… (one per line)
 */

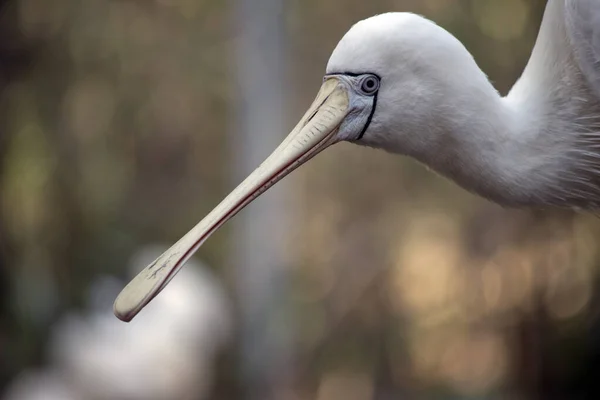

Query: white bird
left=114, top=0, right=600, bottom=321
left=4, top=248, right=232, bottom=400
left=55, top=250, right=231, bottom=399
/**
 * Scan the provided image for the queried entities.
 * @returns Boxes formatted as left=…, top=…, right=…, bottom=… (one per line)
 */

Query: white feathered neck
left=326, top=1, right=600, bottom=208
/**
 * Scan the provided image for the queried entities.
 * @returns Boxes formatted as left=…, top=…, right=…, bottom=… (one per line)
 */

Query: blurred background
left=2, top=0, right=600, bottom=399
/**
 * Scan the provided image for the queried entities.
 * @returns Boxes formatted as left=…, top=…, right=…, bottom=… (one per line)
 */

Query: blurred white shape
left=3, top=369, right=78, bottom=400
left=4, top=245, right=232, bottom=400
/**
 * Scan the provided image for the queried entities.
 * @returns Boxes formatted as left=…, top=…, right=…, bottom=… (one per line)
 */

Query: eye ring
left=360, top=75, right=380, bottom=95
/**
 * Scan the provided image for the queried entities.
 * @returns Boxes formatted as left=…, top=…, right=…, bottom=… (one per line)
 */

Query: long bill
left=114, top=77, right=349, bottom=321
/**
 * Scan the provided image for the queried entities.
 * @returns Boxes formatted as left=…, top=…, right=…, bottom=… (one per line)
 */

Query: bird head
left=114, top=12, right=487, bottom=321
left=326, top=12, right=493, bottom=159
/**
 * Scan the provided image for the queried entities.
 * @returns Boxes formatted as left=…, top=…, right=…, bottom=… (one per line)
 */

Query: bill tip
left=113, top=301, right=135, bottom=322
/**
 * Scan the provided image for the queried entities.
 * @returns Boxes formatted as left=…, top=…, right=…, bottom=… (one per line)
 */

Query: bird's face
left=114, top=12, right=460, bottom=321
left=325, top=12, right=479, bottom=158
left=318, top=73, right=381, bottom=142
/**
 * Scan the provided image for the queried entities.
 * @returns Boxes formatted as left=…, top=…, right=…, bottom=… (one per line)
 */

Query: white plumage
left=328, top=0, right=600, bottom=207
left=114, top=0, right=600, bottom=321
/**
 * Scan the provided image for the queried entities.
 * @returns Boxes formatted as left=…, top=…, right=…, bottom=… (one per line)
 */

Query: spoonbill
left=114, top=0, right=600, bottom=321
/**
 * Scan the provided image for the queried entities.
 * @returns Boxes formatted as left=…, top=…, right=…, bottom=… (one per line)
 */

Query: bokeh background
left=2, top=0, right=600, bottom=399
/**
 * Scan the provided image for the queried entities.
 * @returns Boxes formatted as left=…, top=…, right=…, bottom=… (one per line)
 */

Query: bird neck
left=402, top=0, right=600, bottom=208
left=355, top=0, right=600, bottom=208
left=413, top=84, right=544, bottom=207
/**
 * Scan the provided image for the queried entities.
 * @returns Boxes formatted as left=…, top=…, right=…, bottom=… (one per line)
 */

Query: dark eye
left=360, top=75, right=380, bottom=95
